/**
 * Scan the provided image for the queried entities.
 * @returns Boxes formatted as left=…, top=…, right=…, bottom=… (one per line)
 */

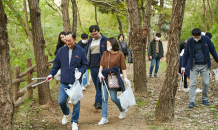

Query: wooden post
left=27, top=58, right=33, bottom=99
left=14, top=66, right=20, bottom=111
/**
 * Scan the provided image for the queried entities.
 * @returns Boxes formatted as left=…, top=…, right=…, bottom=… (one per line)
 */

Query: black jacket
left=148, top=40, right=164, bottom=59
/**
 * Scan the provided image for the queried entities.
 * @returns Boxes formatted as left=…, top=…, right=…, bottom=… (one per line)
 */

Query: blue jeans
left=91, top=67, right=102, bottom=103
left=82, top=69, right=88, bottom=86
left=58, top=83, right=80, bottom=124
left=149, top=53, right=160, bottom=75
left=101, top=80, right=124, bottom=118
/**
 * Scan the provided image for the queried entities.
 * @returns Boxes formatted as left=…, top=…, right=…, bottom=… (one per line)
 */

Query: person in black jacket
left=180, top=40, right=187, bottom=53
left=78, top=33, right=90, bottom=91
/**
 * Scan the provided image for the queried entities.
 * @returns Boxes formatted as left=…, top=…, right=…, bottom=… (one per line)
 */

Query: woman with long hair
left=54, top=31, right=66, bottom=55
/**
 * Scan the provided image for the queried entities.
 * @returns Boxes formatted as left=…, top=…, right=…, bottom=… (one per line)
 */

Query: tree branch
left=45, top=0, right=62, bottom=18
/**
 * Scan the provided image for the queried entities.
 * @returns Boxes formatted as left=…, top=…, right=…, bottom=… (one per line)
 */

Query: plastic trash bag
left=213, top=68, right=218, bottom=83
left=88, top=71, right=92, bottom=83
left=54, top=69, right=61, bottom=81
left=65, top=68, right=83, bottom=105
left=118, top=84, right=136, bottom=110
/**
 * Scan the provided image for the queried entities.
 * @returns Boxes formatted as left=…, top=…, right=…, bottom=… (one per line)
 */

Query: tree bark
left=0, top=1, right=14, bottom=129
left=28, top=0, right=53, bottom=106
left=203, top=0, right=207, bottom=32
left=23, top=0, right=33, bottom=43
left=71, top=0, right=78, bottom=34
left=61, top=0, right=71, bottom=32
left=115, top=1, right=123, bottom=34
left=128, top=0, right=147, bottom=96
left=94, top=5, right=99, bottom=25
left=157, top=0, right=164, bottom=33
left=143, top=0, right=152, bottom=48
left=141, top=0, right=144, bottom=27
left=155, top=0, right=186, bottom=122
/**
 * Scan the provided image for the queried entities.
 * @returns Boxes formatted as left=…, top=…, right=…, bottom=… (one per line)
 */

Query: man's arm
left=79, top=50, right=88, bottom=74
left=208, top=39, right=218, bottom=63
left=148, top=42, right=152, bottom=57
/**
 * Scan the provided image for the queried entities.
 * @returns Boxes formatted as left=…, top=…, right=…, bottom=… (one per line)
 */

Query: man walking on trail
left=85, top=25, right=108, bottom=109
left=148, top=33, right=164, bottom=78
left=46, top=31, right=88, bottom=130
left=78, top=33, right=90, bottom=91
left=182, top=28, right=218, bottom=108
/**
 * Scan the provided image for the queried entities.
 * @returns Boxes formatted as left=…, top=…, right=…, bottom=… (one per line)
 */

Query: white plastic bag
left=54, top=69, right=61, bottom=81
left=65, top=68, right=83, bottom=105
left=118, top=84, right=136, bottom=110
left=213, top=68, right=218, bottom=83
left=88, top=71, right=92, bottom=83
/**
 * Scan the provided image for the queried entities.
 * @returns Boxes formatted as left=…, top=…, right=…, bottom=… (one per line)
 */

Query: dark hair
left=66, top=31, right=76, bottom=39
left=89, top=25, right=100, bottom=33
left=156, top=33, right=161, bottom=37
left=192, top=28, right=201, bottom=36
left=81, top=33, right=88, bottom=39
left=54, top=31, right=66, bottom=55
left=205, top=32, right=212, bottom=39
left=106, top=37, right=119, bottom=51
left=118, top=34, right=124, bottom=40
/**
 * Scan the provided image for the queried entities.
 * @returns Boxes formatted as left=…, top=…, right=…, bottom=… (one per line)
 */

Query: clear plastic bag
left=54, top=69, right=61, bottom=81
left=65, top=68, right=83, bottom=105
left=89, top=71, right=92, bottom=83
left=213, top=68, right=218, bottom=83
left=118, top=84, right=136, bottom=110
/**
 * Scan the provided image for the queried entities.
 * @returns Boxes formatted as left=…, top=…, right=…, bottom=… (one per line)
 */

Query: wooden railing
left=13, top=55, right=54, bottom=111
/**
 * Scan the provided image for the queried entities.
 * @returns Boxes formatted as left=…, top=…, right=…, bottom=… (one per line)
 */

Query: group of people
left=46, top=25, right=130, bottom=130
left=147, top=28, right=218, bottom=109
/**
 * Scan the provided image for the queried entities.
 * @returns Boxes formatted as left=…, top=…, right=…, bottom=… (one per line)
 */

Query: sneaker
left=94, top=102, right=102, bottom=109
left=183, top=88, right=189, bottom=92
left=149, top=74, right=151, bottom=78
left=120, top=74, right=123, bottom=77
left=202, top=100, right=210, bottom=106
left=195, top=88, right=202, bottom=93
left=85, top=82, right=90, bottom=88
left=72, top=122, right=78, bottom=130
left=98, top=117, right=108, bottom=125
left=154, top=74, right=157, bottom=78
left=188, top=102, right=195, bottom=108
left=62, top=115, right=69, bottom=125
left=119, top=109, right=128, bottom=119
left=81, top=86, right=86, bottom=91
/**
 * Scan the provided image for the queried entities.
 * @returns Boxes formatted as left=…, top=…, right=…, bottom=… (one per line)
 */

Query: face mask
left=194, top=37, right=201, bottom=42
left=156, top=38, right=160, bottom=41
left=82, top=40, right=88, bottom=44
left=107, top=46, right=112, bottom=52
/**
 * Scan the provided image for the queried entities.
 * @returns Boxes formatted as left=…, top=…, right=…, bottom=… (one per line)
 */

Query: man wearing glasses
left=85, top=25, right=108, bottom=109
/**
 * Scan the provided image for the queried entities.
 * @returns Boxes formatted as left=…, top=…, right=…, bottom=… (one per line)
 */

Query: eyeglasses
left=91, top=32, right=99, bottom=37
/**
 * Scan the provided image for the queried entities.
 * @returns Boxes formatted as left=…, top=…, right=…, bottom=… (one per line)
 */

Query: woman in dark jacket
left=54, top=31, right=66, bottom=55
left=97, top=37, right=131, bottom=125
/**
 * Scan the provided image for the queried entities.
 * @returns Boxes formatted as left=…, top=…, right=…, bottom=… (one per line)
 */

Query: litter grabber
left=101, top=77, right=111, bottom=101
left=179, top=71, right=184, bottom=91
left=31, top=76, right=52, bottom=87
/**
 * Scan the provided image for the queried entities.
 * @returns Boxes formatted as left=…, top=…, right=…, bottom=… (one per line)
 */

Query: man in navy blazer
left=182, top=28, right=218, bottom=108
left=46, top=31, right=88, bottom=130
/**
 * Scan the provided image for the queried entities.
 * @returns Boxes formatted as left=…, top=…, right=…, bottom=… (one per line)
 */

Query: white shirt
left=69, top=49, right=73, bottom=65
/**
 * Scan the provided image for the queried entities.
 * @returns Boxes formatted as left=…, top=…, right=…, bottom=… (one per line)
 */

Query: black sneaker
left=149, top=74, right=152, bottom=78
left=154, top=74, right=157, bottom=78
left=94, top=102, right=102, bottom=109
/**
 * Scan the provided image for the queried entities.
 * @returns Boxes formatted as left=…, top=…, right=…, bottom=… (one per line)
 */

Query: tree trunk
left=114, top=2, right=123, bottom=34
left=157, top=0, right=164, bottom=33
left=77, top=7, right=84, bottom=32
left=203, top=0, right=207, bottom=32
left=155, top=0, right=186, bottom=122
left=61, top=0, right=71, bottom=32
left=141, top=0, right=144, bottom=27
left=94, top=5, right=99, bottom=25
left=28, top=0, right=53, bottom=106
left=0, top=1, right=14, bottom=129
left=143, top=0, right=152, bottom=48
left=207, top=0, right=214, bottom=25
left=23, top=0, right=33, bottom=43
left=71, top=0, right=78, bottom=34
left=127, top=14, right=131, bottom=48
left=128, top=0, right=147, bottom=96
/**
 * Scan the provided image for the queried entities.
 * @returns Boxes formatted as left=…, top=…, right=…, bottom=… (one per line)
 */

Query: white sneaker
left=81, top=86, right=86, bottom=91
left=72, top=122, right=78, bottom=130
left=183, top=88, right=189, bottom=92
left=98, top=117, right=108, bottom=125
left=85, top=82, right=90, bottom=88
left=195, top=88, right=202, bottom=93
left=62, top=115, right=69, bottom=125
left=120, top=74, right=123, bottom=77
left=119, top=109, right=128, bottom=119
